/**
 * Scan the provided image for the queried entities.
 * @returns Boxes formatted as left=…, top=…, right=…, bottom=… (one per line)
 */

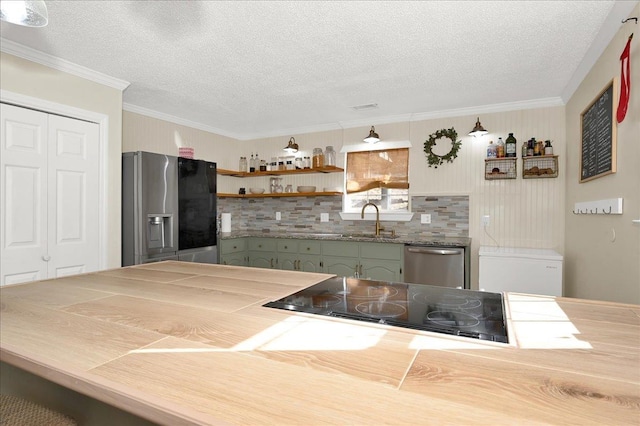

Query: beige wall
left=0, top=52, right=124, bottom=269
left=564, top=4, right=640, bottom=304
left=125, top=107, right=566, bottom=290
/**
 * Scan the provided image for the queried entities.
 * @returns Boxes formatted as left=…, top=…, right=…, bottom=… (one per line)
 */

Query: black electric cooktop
left=263, top=277, right=508, bottom=343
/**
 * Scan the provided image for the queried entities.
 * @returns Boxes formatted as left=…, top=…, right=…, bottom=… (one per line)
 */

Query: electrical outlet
left=482, top=215, right=490, bottom=227
left=320, top=213, right=329, bottom=222
left=276, top=212, right=281, bottom=221
left=421, top=214, right=431, bottom=224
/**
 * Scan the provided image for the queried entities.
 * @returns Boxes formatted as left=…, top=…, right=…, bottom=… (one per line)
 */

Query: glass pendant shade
left=283, top=137, right=298, bottom=153
left=469, top=117, right=488, bottom=137
left=0, top=1, right=49, bottom=27
left=363, top=126, right=380, bottom=143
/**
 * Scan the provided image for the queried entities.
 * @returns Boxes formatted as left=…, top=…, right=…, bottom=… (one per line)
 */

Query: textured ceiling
left=0, top=1, right=635, bottom=139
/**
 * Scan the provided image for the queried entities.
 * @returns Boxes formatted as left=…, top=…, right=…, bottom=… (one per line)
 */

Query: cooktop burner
left=263, top=277, right=508, bottom=343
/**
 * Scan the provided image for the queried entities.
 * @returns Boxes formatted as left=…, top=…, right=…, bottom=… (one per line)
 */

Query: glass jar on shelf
left=303, top=156, right=311, bottom=169
left=312, top=148, right=325, bottom=168
left=295, top=157, right=303, bottom=170
left=324, top=146, right=336, bottom=167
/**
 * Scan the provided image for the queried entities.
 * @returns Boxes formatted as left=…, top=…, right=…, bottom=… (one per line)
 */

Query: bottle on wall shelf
left=521, top=141, right=528, bottom=158
left=487, top=140, right=497, bottom=158
left=505, top=133, right=517, bottom=158
left=239, top=156, right=247, bottom=173
left=496, top=138, right=505, bottom=158
left=544, top=140, right=553, bottom=155
left=527, top=139, right=535, bottom=157
left=249, top=153, right=255, bottom=172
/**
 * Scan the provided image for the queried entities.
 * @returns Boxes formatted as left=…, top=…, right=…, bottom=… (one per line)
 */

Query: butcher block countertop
left=1, top=262, right=639, bottom=425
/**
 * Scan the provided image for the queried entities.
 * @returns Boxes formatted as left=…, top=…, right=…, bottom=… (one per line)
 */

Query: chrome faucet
left=361, top=202, right=384, bottom=236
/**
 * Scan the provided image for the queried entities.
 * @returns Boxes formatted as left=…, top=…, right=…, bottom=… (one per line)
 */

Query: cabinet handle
left=295, top=259, right=300, bottom=270
left=233, top=245, right=237, bottom=249
left=354, top=265, right=359, bottom=278
left=259, top=244, right=262, bottom=248
left=284, top=245, right=288, bottom=249
left=306, top=247, right=310, bottom=251
left=42, top=255, right=51, bottom=262
left=359, top=264, right=363, bottom=276
left=270, top=258, right=274, bottom=268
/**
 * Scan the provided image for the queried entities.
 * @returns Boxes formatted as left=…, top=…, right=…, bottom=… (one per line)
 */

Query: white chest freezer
left=479, top=246, right=563, bottom=296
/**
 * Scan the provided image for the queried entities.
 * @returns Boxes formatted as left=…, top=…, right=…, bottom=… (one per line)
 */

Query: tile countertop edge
left=219, top=231, right=471, bottom=248
left=0, top=345, right=220, bottom=426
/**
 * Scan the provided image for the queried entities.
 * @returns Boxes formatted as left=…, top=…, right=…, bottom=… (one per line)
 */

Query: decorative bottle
left=496, top=138, right=505, bottom=158
left=505, top=134, right=517, bottom=158
left=487, top=141, right=497, bottom=158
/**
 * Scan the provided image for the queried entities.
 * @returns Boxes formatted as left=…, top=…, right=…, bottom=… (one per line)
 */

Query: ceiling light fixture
left=283, top=137, right=298, bottom=153
left=0, top=0, right=48, bottom=27
left=468, top=117, right=488, bottom=137
left=363, top=126, right=380, bottom=144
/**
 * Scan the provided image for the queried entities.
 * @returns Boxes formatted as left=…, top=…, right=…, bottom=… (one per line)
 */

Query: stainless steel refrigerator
left=122, top=151, right=217, bottom=266
left=177, top=157, right=217, bottom=263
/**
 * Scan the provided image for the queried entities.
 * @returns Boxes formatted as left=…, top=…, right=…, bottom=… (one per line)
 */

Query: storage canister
left=324, top=146, right=336, bottom=167
left=312, top=148, right=325, bottom=168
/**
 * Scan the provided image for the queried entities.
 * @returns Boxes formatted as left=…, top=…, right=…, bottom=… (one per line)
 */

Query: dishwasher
left=404, top=245, right=466, bottom=289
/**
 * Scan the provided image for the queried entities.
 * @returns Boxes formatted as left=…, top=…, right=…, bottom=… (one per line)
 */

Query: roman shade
left=346, top=148, right=409, bottom=194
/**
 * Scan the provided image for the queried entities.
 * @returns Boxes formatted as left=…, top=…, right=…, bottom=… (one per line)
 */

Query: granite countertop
left=220, top=230, right=471, bottom=247
left=1, top=263, right=638, bottom=425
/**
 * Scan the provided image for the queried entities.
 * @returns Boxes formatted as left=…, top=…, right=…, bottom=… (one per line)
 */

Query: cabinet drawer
left=277, top=240, right=298, bottom=253
left=248, top=238, right=277, bottom=252
left=322, top=241, right=359, bottom=258
left=220, top=238, right=246, bottom=254
left=360, top=242, right=402, bottom=260
left=297, top=240, right=321, bottom=255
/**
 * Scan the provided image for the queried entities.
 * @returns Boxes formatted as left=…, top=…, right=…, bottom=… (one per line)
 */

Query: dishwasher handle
left=406, top=247, right=461, bottom=255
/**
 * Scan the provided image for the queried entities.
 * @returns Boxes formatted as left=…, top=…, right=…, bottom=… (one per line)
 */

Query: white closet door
left=0, top=104, right=49, bottom=284
left=0, top=104, right=100, bottom=285
left=47, top=114, right=100, bottom=278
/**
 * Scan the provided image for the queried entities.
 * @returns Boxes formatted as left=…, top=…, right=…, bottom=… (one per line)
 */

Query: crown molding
left=0, top=38, right=129, bottom=90
left=561, top=1, right=639, bottom=103
left=123, top=103, right=243, bottom=140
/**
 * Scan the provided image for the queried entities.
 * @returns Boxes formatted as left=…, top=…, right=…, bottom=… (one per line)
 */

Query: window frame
left=338, top=140, right=414, bottom=222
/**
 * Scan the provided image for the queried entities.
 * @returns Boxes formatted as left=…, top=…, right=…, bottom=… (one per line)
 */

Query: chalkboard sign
left=580, top=79, right=617, bottom=182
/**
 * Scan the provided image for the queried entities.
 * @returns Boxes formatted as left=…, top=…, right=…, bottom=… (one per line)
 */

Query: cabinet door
left=278, top=253, right=297, bottom=271
left=220, top=253, right=247, bottom=266
left=248, top=251, right=275, bottom=269
left=360, top=259, right=402, bottom=282
left=323, top=255, right=358, bottom=278
left=298, top=253, right=322, bottom=273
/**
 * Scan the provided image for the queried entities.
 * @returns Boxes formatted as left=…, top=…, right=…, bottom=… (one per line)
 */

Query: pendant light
left=0, top=1, right=48, bottom=27
left=468, top=117, right=488, bottom=137
left=363, top=126, right=380, bottom=143
left=283, top=137, right=298, bottom=153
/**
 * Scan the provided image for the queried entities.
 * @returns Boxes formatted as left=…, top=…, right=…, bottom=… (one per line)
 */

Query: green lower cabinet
left=297, top=253, right=322, bottom=272
left=248, top=251, right=276, bottom=269
left=323, top=255, right=359, bottom=278
left=219, top=238, right=248, bottom=266
left=220, top=253, right=247, bottom=266
left=359, top=259, right=402, bottom=282
left=278, top=253, right=297, bottom=271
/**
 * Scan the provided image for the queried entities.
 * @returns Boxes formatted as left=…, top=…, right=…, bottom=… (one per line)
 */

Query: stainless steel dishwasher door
left=404, top=246, right=465, bottom=288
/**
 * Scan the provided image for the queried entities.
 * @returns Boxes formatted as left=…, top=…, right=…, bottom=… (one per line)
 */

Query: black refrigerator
left=177, top=157, right=217, bottom=263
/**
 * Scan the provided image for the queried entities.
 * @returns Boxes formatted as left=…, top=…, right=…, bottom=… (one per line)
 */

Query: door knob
left=42, top=255, right=51, bottom=261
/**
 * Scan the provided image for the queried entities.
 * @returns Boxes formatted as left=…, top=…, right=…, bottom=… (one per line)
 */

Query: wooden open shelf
left=218, top=191, right=342, bottom=198
left=217, top=166, right=344, bottom=177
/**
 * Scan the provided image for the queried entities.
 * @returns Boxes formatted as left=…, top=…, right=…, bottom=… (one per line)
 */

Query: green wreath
left=423, top=128, right=462, bottom=168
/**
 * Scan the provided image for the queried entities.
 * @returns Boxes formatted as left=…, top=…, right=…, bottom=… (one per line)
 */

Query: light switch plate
left=320, top=213, right=329, bottom=222
left=482, top=215, right=490, bottom=226
left=421, top=214, right=431, bottom=224
left=276, top=212, right=281, bottom=221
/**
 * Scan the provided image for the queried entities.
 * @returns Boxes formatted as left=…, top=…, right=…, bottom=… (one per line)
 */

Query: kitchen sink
left=343, top=233, right=399, bottom=239
left=287, top=232, right=344, bottom=238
